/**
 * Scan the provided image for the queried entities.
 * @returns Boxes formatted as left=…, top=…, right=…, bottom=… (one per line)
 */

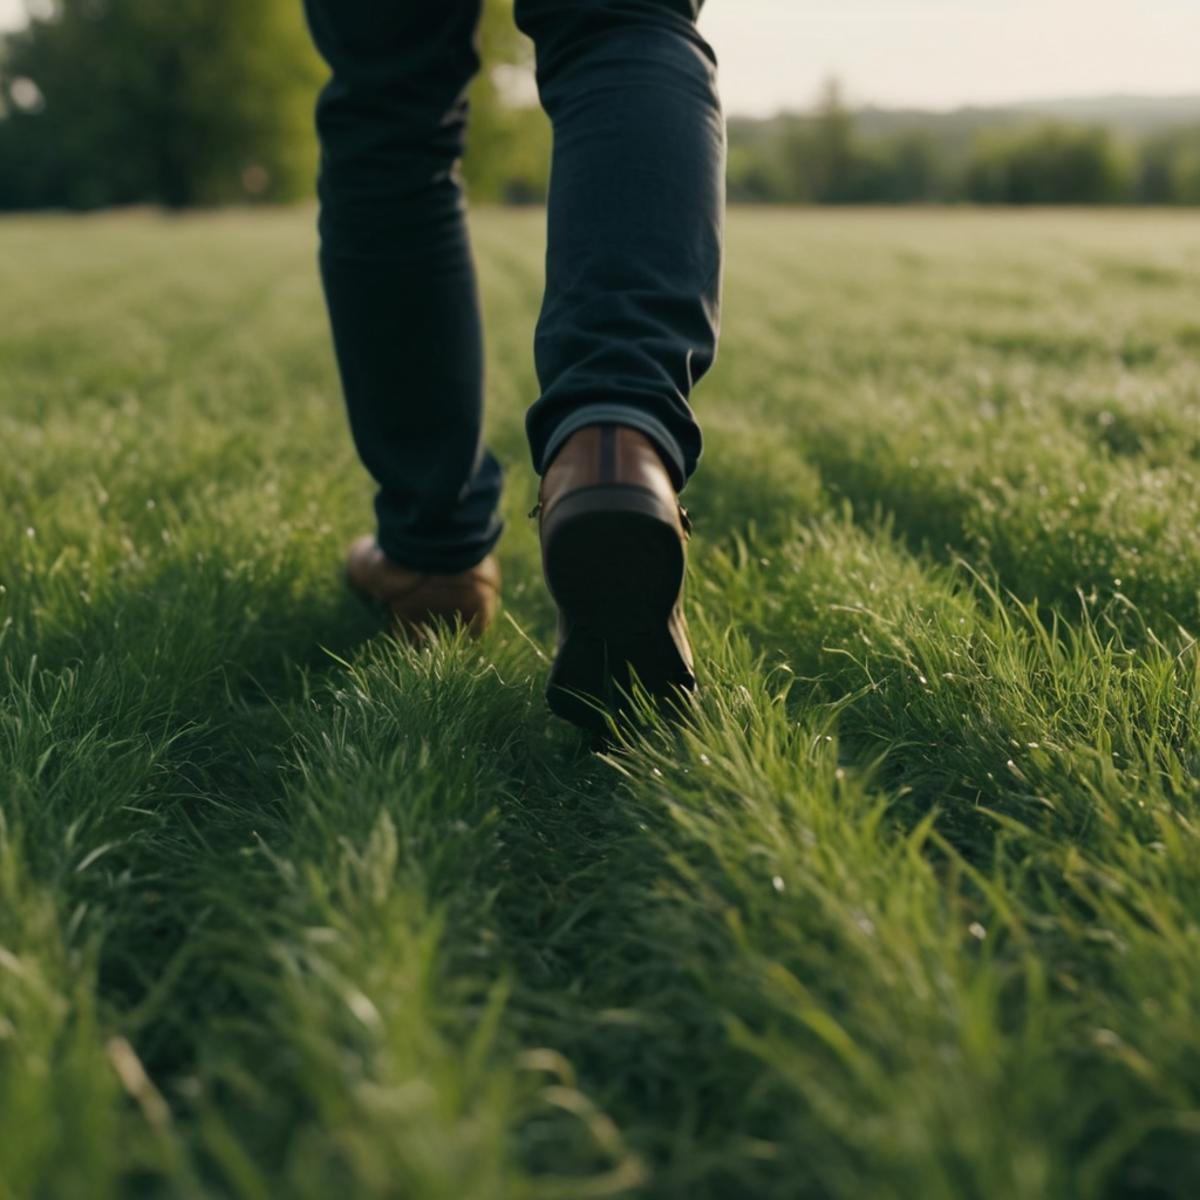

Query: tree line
left=728, top=82, right=1200, bottom=206
left=1, top=3, right=1196, bottom=210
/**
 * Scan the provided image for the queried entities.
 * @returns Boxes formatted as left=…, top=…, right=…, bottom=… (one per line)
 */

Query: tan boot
left=536, top=425, right=695, bottom=730
left=345, top=537, right=501, bottom=642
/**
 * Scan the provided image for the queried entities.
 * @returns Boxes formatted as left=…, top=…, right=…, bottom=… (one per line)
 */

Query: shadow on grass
left=4, top=553, right=399, bottom=1084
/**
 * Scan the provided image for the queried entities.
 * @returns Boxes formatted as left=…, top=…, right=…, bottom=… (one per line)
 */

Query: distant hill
left=816, top=94, right=1200, bottom=147
left=1008, top=93, right=1200, bottom=134
left=728, top=94, right=1200, bottom=167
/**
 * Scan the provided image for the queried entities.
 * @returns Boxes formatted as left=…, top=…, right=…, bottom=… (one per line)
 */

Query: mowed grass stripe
left=716, top=210, right=1200, bottom=633
left=2, top=209, right=1199, bottom=1198
left=0, top=212, right=368, bottom=1194
left=2, top=212, right=652, bottom=1196
left=613, top=515, right=1200, bottom=1196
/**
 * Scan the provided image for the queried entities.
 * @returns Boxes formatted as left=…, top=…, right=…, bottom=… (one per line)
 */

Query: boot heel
left=541, top=487, right=692, bottom=729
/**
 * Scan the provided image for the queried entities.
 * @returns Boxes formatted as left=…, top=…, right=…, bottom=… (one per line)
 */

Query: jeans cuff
left=376, top=517, right=505, bottom=575
left=540, top=404, right=687, bottom=489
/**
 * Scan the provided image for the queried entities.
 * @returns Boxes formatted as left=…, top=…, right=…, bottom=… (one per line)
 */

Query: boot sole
left=542, top=485, right=694, bottom=731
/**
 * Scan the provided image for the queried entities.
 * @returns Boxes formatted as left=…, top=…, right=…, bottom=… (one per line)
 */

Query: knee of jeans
left=517, top=3, right=717, bottom=96
left=316, top=74, right=470, bottom=163
left=315, top=90, right=471, bottom=255
left=318, top=144, right=464, bottom=238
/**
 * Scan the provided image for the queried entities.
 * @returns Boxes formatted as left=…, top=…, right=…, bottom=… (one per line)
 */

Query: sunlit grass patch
left=3, top=207, right=1200, bottom=1198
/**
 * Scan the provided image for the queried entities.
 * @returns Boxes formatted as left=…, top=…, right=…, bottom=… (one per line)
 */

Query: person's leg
left=517, top=0, right=723, bottom=726
left=303, top=0, right=504, bottom=573
left=515, top=0, right=726, bottom=491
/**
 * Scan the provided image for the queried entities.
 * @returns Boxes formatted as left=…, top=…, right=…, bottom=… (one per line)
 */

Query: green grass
left=2, top=206, right=1200, bottom=1199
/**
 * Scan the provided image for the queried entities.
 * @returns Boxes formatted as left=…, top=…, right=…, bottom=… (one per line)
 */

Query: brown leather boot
left=536, top=424, right=695, bottom=730
left=345, top=536, right=501, bottom=642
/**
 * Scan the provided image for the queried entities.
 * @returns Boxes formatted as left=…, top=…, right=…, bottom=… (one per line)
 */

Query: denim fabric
left=303, top=0, right=724, bottom=571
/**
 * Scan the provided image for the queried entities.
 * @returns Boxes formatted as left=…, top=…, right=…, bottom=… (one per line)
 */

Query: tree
left=966, top=122, right=1134, bottom=205
left=809, top=79, right=861, bottom=201
left=462, top=0, right=550, bottom=203
left=0, top=0, right=323, bottom=209
left=781, top=79, right=864, bottom=203
left=0, top=0, right=549, bottom=210
left=877, top=132, right=943, bottom=202
left=1170, top=141, right=1200, bottom=205
left=1139, top=126, right=1200, bottom=204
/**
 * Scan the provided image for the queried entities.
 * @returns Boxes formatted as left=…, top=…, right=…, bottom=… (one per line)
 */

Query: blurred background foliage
left=460, top=0, right=550, bottom=205
left=0, top=0, right=324, bottom=207
left=728, top=80, right=1200, bottom=205
left=0, top=0, right=547, bottom=209
left=0, top=0, right=1197, bottom=210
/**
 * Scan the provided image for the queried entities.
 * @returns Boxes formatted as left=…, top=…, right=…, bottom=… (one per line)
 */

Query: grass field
left=3, top=207, right=1200, bottom=1199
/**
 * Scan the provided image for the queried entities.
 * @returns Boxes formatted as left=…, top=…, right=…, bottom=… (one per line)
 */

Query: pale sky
left=698, top=0, right=1200, bottom=114
left=1, top=0, right=1197, bottom=116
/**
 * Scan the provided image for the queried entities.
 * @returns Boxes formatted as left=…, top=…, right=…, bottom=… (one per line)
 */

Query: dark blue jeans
left=303, top=0, right=725, bottom=572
